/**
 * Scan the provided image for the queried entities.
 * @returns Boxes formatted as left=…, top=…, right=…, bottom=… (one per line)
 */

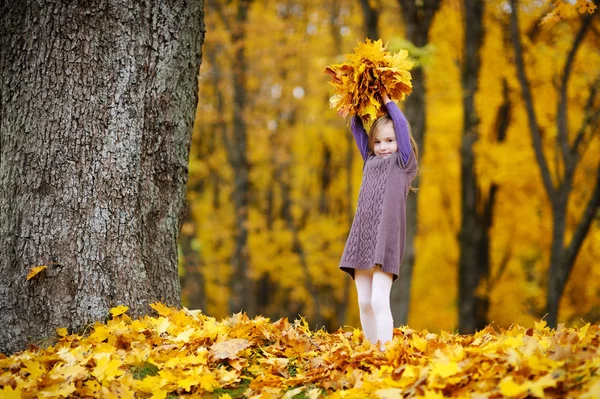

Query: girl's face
left=373, top=123, right=398, bottom=158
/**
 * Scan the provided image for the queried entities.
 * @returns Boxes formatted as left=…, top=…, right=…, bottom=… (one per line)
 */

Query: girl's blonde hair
left=368, top=115, right=419, bottom=192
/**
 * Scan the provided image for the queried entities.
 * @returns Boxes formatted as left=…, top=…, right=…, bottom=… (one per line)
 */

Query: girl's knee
left=357, top=297, right=374, bottom=314
left=370, top=293, right=390, bottom=313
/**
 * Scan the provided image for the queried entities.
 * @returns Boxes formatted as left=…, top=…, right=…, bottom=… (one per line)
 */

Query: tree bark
left=393, top=0, right=441, bottom=327
left=0, top=0, right=204, bottom=354
left=459, top=0, right=487, bottom=333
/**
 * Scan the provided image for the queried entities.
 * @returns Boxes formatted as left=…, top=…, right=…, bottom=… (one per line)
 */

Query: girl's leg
left=354, top=270, right=377, bottom=343
left=371, top=268, right=394, bottom=349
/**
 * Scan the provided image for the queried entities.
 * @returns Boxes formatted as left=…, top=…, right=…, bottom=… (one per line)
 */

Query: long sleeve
left=384, top=101, right=412, bottom=166
left=351, top=115, right=369, bottom=161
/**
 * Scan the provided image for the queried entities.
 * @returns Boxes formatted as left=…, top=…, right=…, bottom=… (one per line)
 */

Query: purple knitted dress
left=339, top=102, right=418, bottom=281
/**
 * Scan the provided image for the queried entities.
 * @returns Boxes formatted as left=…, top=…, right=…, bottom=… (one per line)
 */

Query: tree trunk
left=218, top=0, right=257, bottom=317
left=0, top=0, right=204, bottom=354
left=357, top=0, right=379, bottom=40
left=458, top=0, right=487, bottom=333
left=393, top=0, right=441, bottom=327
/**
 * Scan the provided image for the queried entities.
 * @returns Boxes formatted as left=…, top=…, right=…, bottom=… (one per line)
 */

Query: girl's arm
left=383, top=96, right=412, bottom=166
left=351, top=115, right=369, bottom=161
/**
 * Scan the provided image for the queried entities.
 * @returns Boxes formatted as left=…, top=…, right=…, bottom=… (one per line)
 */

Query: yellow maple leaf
left=178, top=375, right=199, bottom=391
left=528, top=373, right=559, bottom=397
left=39, top=381, right=77, bottom=397
left=92, top=353, right=124, bottom=382
left=422, top=390, right=446, bottom=399
left=56, top=327, right=68, bottom=337
left=88, top=323, right=111, bottom=343
left=152, top=317, right=171, bottom=335
left=150, top=302, right=172, bottom=317
left=430, top=359, right=460, bottom=378
left=499, top=376, right=529, bottom=396
left=150, top=390, right=168, bottom=399
left=109, top=305, right=129, bottom=317
left=200, top=373, right=217, bottom=392
left=54, top=364, right=88, bottom=382
left=173, top=328, right=195, bottom=343
left=22, top=358, right=45, bottom=380
left=577, top=322, right=590, bottom=341
left=410, top=334, right=428, bottom=353
left=0, top=386, right=22, bottom=399
left=26, top=265, right=48, bottom=280
left=325, top=39, right=414, bottom=126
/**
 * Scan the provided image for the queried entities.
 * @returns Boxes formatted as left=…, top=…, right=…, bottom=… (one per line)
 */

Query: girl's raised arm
left=351, top=115, right=369, bottom=161
left=383, top=97, right=412, bottom=166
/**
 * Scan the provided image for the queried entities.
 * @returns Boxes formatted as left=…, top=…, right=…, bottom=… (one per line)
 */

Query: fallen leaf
left=210, top=339, right=251, bottom=360
left=26, top=265, right=48, bottom=280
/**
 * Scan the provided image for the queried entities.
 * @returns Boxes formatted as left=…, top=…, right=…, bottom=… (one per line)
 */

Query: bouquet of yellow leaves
left=325, top=39, right=414, bottom=126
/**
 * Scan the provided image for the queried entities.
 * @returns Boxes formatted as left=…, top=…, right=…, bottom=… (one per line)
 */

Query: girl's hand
left=382, top=92, right=391, bottom=104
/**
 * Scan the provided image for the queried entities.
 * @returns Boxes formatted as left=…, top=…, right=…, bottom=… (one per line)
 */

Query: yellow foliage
left=184, top=0, right=600, bottom=336
left=3, top=309, right=598, bottom=397
left=541, top=0, right=597, bottom=24
left=325, top=39, right=414, bottom=124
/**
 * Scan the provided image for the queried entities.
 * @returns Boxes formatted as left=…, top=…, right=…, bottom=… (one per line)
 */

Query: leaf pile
left=1, top=304, right=599, bottom=398
left=325, top=39, right=414, bottom=126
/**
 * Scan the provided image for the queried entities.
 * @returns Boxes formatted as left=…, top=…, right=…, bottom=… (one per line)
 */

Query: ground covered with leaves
left=0, top=304, right=598, bottom=398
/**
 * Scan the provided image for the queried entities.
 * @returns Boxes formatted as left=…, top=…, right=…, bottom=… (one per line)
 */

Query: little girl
left=339, top=92, right=418, bottom=350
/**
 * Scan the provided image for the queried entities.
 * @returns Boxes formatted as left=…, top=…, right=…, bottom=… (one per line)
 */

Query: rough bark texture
left=459, top=0, right=487, bottom=334
left=0, top=0, right=204, bottom=354
left=393, top=0, right=441, bottom=327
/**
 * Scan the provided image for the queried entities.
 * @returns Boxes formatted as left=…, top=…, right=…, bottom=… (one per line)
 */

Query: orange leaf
left=26, top=265, right=48, bottom=280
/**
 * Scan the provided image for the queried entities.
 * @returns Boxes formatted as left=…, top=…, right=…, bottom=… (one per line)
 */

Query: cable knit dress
left=339, top=101, right=418, bottom=281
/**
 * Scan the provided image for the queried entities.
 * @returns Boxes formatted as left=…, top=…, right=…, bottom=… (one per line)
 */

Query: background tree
left=509, top=0, right=600, bottom=327
left=458, top=0, right=488, bottom=334
left=0, top=0, right=205, bottom=354
left=393, top=0, right=441, bottom=327
left=209, top=0, right=258, bottom=317
left=187, top=0, right=600, bottom=333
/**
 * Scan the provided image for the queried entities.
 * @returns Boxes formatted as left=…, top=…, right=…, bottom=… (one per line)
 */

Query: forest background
left=181, top=0, right=600, bottom=334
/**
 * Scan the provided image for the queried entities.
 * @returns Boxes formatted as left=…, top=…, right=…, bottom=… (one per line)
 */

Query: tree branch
left=557, top=11, right=595, bottom=168
left=509, top=0, right=556, bottom=198
left=564, top=161, right=600, bottom=281
left=573, top=77, right=600, bottom=155
left=207, top=46, right=235, bottom=166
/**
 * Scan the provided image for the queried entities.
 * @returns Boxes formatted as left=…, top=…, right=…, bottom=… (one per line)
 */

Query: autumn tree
left=205, top=0, right=260, bottom=317
left=0, top=1, right=205, bottom=354
left=458, top=0, right=488, bottom=333
left=393, top=0, right=441, bottom=327
left=509, top=0, right=600, bottom=327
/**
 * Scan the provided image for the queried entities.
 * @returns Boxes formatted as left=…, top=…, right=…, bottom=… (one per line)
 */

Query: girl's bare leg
left=354, top=269, right=377, bottom=343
